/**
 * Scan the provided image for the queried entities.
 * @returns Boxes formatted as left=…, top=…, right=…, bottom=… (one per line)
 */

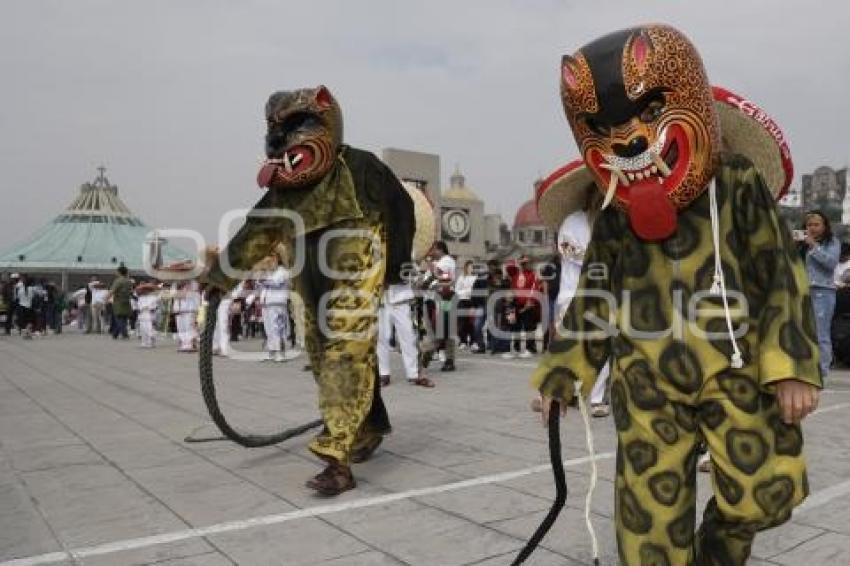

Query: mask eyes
left=268, top=112, right=321, bottom=134
left=281, top=112, right=320, bottom=133
left=584, top=116, right=611, bottom=137
left=639, top=98, right=665, bottom=124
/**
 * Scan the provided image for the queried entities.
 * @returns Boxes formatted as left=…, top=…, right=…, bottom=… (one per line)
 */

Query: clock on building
left=441, top=208, right=471, bottom=242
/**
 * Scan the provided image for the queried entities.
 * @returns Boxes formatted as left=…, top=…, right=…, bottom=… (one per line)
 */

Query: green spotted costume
left=528, top=24, right=824, bottom=564
left=532, top=155, right=821, bottom=565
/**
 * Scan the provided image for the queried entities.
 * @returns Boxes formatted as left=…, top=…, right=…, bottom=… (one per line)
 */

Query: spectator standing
left=173, top=280, right=200, bottom=351
left=377, top=281, right=434, bottom=387
left=44, top=281, right=59, bottom=334
left=505, top=256, right=541, bottom=358
left=799, top=210, right=841, bottom=378
left=83, top=275, right=96, bottom=333
left=15, top=274, right=35, bottom=339
left=30, top=279, right=46, bottom=335
left=109, top=265, right=133, bottom=339
left=454, top=261, right=477, bottom=349
left=258, top=253, right=290, bottom=362
left=470, top=264, right=488, bottom=353
left=91, top=281, right=108, bottom=334
left=539, top=251, right=561, bottom=352
left=487, top=262, right=512, bottom=355
left=427, top=241, right=457, bottom=372
left=136, top=283, right=159, bottom=347
left=2, top=274, right=17, bottom=335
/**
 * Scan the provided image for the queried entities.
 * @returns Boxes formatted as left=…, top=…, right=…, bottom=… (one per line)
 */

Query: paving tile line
left=0, top=452, right=615, bottom=566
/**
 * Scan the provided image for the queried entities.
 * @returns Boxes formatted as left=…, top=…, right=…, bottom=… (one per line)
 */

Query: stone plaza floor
left=1, top=332, right=849, bottom=566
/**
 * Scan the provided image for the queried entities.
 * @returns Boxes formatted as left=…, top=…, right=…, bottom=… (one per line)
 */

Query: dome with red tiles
left=513, top=199, right=543, bottom=229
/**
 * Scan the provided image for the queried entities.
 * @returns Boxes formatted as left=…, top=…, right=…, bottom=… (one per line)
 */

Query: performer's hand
left=775, top=379, right=820, bottom=425
left=803, top=234, right=817, bottom=248
left=539, top=395, right=567, bottom=427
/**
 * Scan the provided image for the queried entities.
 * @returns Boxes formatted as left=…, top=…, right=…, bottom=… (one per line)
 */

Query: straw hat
left=402, top=181, right=436, bottom=261
left=535, top=159, right=596, bottom=230
left=135, top=282, right=159, bottom=295
left=159, top=260, right=195, bottom=272
left=536, top=86, right=794, bottom=229
left=712, top=86, right=793, bottom=200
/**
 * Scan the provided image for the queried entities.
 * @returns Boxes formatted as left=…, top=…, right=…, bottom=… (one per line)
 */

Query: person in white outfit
left=136, top=284, right=159, bottom=348
left=213, top=281, right=244, bottom=357
left=91, top=285, right=108, bottom=334
left=174, top=280, right=200, bottom=352
left=454, top=262, right=478, bottom=350
left=555, top=209, right=611, bottom=417
left=377, top=283, right=434, bottom=387
left=259, top=254, right=290, bottom=362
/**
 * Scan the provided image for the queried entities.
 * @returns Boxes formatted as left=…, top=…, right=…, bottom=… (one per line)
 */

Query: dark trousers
left=3, top=303, right=14, bottom=334
left=111, top=315, right=129, bottom=339
left=457, top=303, right=475, bottom=346
left=472, top=311, right=486, bottom=349
left=512, top=306, right=538, bottom=352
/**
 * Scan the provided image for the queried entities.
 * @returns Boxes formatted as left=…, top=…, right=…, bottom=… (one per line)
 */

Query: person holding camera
left=797, top=210, right=841, bottom=378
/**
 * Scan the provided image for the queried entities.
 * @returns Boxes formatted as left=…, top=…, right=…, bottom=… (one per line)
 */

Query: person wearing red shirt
left=504, top=256, right=541, bottom=357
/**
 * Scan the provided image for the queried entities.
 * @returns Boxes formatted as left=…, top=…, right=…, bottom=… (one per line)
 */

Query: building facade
left=438, top=167, right=486, bottom=261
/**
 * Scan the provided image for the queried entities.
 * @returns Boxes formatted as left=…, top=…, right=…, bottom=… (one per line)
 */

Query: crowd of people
left=2, top=210, right=849, bottom=405
left=0, top=260, right=302, bottom=361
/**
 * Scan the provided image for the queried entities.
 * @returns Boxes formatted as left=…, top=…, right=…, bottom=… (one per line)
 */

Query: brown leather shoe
left=410, top=376, right=435, bottom=388
left=305, top=463, right=356, bottom=496
left=350, top=435, right=383, bottom=463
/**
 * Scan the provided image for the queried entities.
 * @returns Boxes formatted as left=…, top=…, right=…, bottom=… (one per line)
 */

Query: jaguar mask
left=560, top=24, right=720, bottom=240
left=257, top=85, right=343, bottom=190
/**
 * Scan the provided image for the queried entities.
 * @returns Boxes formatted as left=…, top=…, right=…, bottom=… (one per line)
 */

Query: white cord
left=708, top=181, right=744, bottom=369
left=575, top=381, right=600, bottom=564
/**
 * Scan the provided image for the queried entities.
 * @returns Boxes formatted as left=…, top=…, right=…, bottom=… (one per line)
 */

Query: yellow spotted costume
left=205, top=87, right=415, bottom=477
left=530, top=25, right=822, bottom=565
left=532, top=156, right=820, bottom=565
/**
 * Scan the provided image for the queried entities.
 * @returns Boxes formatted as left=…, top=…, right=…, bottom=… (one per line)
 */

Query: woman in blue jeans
left=800, top=210, right=841, bottom=378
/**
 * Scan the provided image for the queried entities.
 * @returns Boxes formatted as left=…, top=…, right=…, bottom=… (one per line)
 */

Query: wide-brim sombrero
left=156, top=260, right=197, bottom=280
left=712, top=86, right=793, bottom=200
left=402, top=181, right=436, bottom=260
left=135, top=282, right=159, bottom=295
left=536, top=86, right=793, bottom=228
left=535, top=159, right=596, bottom=229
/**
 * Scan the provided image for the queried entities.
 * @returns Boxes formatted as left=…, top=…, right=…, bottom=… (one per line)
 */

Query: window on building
left=533, top=230, right=543, bottom=244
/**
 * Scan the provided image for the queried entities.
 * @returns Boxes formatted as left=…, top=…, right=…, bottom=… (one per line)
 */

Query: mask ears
left=627, top=29, right=654, bottom=76
left=561, top=55, right=580, bottom=91
left=314, top=85, right=333, bottom=109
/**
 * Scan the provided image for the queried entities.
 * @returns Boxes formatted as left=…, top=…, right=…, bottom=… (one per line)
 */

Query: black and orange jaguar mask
left=257, top=85, right=343, bottom=190
left=560, top=24, right=720, bottom=240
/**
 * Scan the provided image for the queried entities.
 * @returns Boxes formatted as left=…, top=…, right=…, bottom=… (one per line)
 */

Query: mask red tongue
left=257, top=163, right=279, bottom=188
left=628, top=183, right=677, bottom=241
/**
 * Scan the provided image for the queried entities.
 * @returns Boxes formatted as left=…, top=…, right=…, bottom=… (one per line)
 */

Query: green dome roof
left=0, top=167, right=189, bottom=273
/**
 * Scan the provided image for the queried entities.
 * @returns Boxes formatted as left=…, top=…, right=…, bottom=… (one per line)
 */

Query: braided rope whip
left=511, top=400, right=567, bottom=565
left=195, top=292, right=323, bottom=447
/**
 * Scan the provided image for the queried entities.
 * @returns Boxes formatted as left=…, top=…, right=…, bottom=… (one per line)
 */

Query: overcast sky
left=1, top=0, right=847, bottom=251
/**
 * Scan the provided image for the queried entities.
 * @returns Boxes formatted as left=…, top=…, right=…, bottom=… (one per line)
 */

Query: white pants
left=262, top=304, right=287, bottom=352
left=176, top=312, right=197, bottom=350
left=138, top=313, right=155, bottom=347
left=213, top=299, right=231, bottom=355
left=377, top=300, right=418, bottom=380
left=590, top=360, right=611, bottom=405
